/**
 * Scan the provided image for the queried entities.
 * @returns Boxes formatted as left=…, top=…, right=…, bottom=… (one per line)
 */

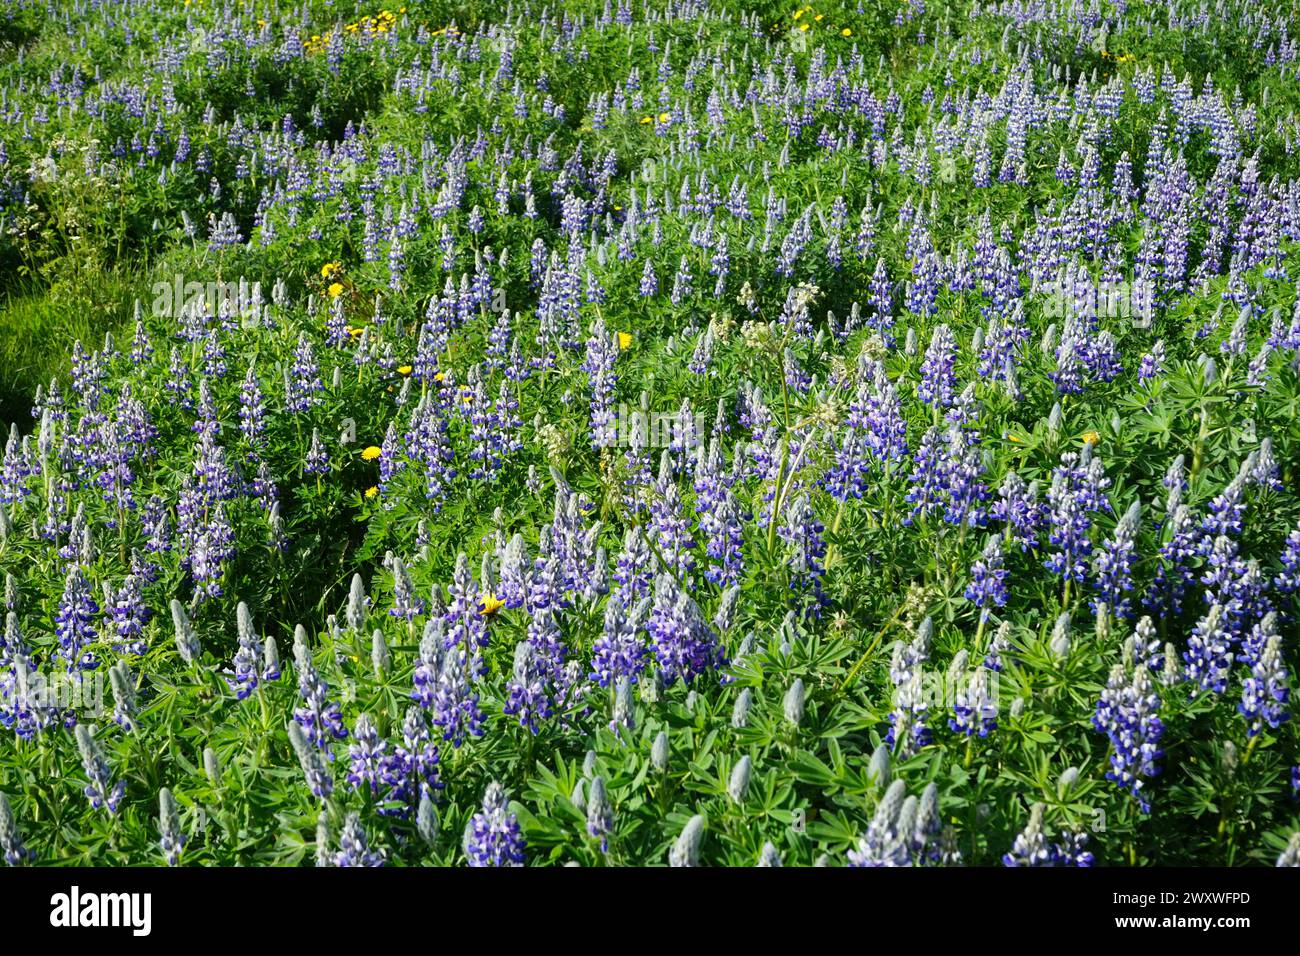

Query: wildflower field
left=1, top=0, right=1299, bottom=869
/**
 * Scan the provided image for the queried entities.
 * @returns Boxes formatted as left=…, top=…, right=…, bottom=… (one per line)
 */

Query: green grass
left=0, top=272, right=139, bottom=427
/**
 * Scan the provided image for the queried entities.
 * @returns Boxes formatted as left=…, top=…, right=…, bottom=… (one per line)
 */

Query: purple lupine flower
left=965, top=533, right=1008, bottom=620
left=590, top=597, right=648, bottom=688
left=1003, top=804, right=1092, bottom=866
left=346, top=714, right=388, bottom=792
left=950, top=652, right=997, bottom=738
left=304, top=428, right=329, bottom=476
left=288, top=721, right=334, bottom=800
left=1184, top=604, right=1233, bottom=696
left=430, top=643, right=486, bottom=748
left=334, top=812, right=385, bottom=867
left=1044, top=450, right=1108, bottom=585
left=503, top=636, right=554, bottom=734
left=74, top=724, right=125, bottom=813
left=1093, top=662, right=1164, bottom=813
left=1199, top=535, right=1268, bottom=640
left=918, top=324, right=957, bottom=409
left=1246, top=439, right=1282, bottom=492
left=107, top=574, right=150, bottom=655
left=292, top=627, right=347, bottom=751
left=778, top=493, right=827, bottom=611
left=238, top=365, right=266, bottom=448
left=638, top=260, right=658, bottom=297
left=1053, top=830, right=1095, bottom=867
left=158, top=787, right=184, bottom=866
left=823, top=426, right=869, bottom=502
left=989, top=471, right=1043, bottom=552
left=464, top=782, right=525, bottom=867
left=648, top=454, right=695, bottom=575
left=855, top=364, right=909, bottom=468
left=886, top=618, right=933, bottom=756
left=782, top=348, right=811, bottom=394
left=286, top=333, right=324, bottom=413
left=689, top=328, right=714, bottom=375
left=906, top=427, right=948, bottom=521
left=582, top=317, right=619, bottom=448
left=1275, top=526, right=1300, bottom=603
left=1092, top=501, right=1142, bottom=620
left=226, top=602, right=273, bottom=700
left=847, top=780, right=911, bottom=867
left=388, top=556, right=425, bottom=622
left=704, top=488, right=746, bottom=587
left=3, top=645, right=58, bottom=741
left=55, top=567, right=99, bottom=673
left=379, top=707, right=441, bottom=815
left=983, top=621, right=1011, bottom=672
left=646, top=573, right=725, bottom=686
left=612, top=526, right=654, bottom=605
left=444, top=553, right=488, bottom=653
left=1239, top=633, right=1290, bottom=737
left=1138, top=340, right=1166, bottom=381
left=1001, top=804, right=1053, bottom=866
left=1203, top=475, right=1246, bottom=539
left=907, top=425, right=990, bottom=529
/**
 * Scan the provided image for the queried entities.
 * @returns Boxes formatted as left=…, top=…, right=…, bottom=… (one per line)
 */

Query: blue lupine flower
left=287, top=721, right=334, bottom=800
left=1092, top=500, right=1142, bottom=620
left=0, top=792, right=34, bottom=866
left=1093, top=662, right=1164, bottom=812
left=965, top=533, right=1008, bottom=619
left=464, top=782, right=525, bottom=867
left=918, top=324, right=957, bottom=409
left=646, top=573, right=725, bottom=686
left=74, top=724, right=125, bottom=814
left=586, top=775, right=614, bottom=852
left=346, top=714, right=388, bottom=793
left=1238, top=634, right=1290, bottom=737
left=292, top=626, right=347, bottom=751
left=159, top=788, right=184, bottom=866
left=1003, top=804, right=1092, bottom=866
left=335, top=812, right=385, bottom=867
left=950, top=654, right=997, bottom=738
left=590, top=597, right=648, bottom=688
left=55, top=567, right=99, bottom=673
left=1184, top=603, right=1234, bottom=695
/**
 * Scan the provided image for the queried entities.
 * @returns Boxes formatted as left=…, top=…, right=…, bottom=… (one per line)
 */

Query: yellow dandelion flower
left=841, top=27, right=852, bottom=36
left=478, top=593, right=506, bottom=616
left=321, top=261, right=341, bottom=278
left=658, top=111, right=670, bottom=123
left=639, top=116, right=653, bottom=124
left=799, top=22, right=810, bottom=31
left=397, top=365, right=413, bottom=376
left=793, top=9, right=803, bottom=19
left=328, top=282, right=344, bottom=298
left=347, top=325, right=365, bottom=338
left=1082, top=430, right=1101, bottom=446
left=360, top=446, right=382, bottom=461
left=434, top=371, right=446, bottom=382
left=364, top=485, right=379, bottom=498
left=815, top=14, right=824, bottom=21
left=617, top=331, right=633, bottom=350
